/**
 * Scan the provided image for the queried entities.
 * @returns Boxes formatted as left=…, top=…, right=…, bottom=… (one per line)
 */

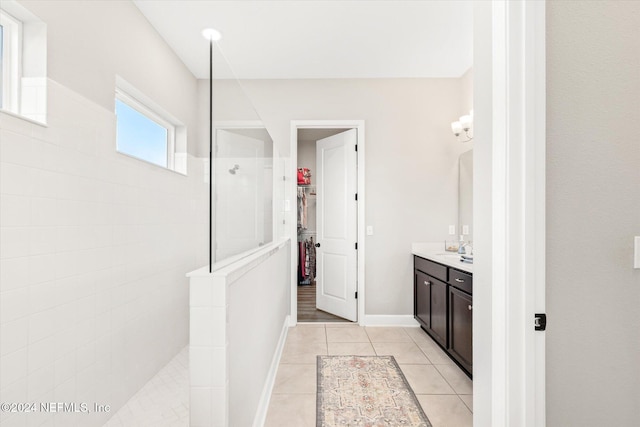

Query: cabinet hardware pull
left=424, top=281, right=430, bottom=286
left=455, top=278, right=465, bottom=283
left=468, top=305, right=472, bottom=311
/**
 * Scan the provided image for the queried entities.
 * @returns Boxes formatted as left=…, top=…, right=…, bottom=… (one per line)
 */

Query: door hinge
left=355, top=144, right=358, bottom=152
left=534, top=313, right=547, bottom=331
left=355, top=242, right=358, bottom=250
left=355, top=193, right=358, bottom=201
left=355, top=291, right=358, bottom=299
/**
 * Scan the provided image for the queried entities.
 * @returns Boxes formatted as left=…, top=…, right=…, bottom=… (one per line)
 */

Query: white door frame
left=474, top=1, right=546, bottom=426
left=289, top=120, right=365, bottom=325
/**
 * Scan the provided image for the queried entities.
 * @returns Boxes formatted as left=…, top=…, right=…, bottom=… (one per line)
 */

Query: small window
left=0, top=9, right=22, bottom=112
left=0, top=2, right=47, bottom=123
left=115, top=87, right=185, bottom=172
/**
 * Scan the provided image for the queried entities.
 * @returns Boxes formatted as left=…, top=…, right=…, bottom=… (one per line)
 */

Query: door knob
left=468, top=305, right=473, bottom=311
left=315, top=243, right=320, bottom=248
left=424, top=281, right=431, bottom=286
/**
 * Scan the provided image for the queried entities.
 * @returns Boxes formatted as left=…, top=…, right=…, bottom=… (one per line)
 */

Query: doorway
left=290, top=121, right=366, bottom=325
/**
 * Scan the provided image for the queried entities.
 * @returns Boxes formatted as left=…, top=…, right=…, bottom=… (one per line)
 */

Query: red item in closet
left=297, top=168, right=311, bottom=185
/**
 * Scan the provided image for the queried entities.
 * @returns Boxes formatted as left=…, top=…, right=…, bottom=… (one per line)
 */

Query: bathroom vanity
left=412, top=245, right=473, bottom=377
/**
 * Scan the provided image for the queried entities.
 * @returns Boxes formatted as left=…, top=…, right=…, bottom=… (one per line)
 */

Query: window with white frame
left=0, top=1, right=47, bottom=123
left=0, top=9, right=22, bottom=112
left=115, top=80, right=187, bottom=174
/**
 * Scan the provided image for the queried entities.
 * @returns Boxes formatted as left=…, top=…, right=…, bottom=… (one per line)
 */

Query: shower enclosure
left=188, top=42, right=289, bottom=427
left=207, top=43, right=284, bottom=268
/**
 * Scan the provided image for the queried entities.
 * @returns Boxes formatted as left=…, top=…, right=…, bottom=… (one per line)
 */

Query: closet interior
left=296, top=129, right=349, bottom=322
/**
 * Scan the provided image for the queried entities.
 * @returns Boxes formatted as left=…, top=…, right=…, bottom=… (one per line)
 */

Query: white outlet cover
left=448, top=225, right=456, bottom=235
left=462, top=225, right=469, bottom=235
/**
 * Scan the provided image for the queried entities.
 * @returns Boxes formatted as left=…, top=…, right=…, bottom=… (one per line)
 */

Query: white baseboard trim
left=252, top=315, right=290, bottom=427
left=361, top=315, right=419, bottom=327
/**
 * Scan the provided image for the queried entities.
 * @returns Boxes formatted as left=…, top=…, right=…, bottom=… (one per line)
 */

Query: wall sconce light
left=451, top=110, right=473, bottom=142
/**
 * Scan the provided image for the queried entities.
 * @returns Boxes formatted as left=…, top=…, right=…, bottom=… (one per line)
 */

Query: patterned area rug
left=317, top=355, right=432, bottom=427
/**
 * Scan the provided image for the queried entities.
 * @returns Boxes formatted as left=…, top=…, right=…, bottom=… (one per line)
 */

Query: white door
left=215, top=129, right=265, bottom=261
left=315, top=129, right=358, bottom=321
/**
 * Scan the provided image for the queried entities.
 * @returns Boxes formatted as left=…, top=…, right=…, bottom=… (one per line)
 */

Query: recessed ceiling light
left=201, top=28, right=222, bottom=41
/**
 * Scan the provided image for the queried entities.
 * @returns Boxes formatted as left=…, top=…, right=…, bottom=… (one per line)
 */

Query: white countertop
left=411, top=242, right=474, bottom=274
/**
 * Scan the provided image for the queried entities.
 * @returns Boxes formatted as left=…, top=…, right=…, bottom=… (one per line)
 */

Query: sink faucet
left=458, top=241, right=473, bottom=255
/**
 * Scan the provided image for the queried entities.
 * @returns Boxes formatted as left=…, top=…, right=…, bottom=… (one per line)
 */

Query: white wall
left=227, top=243, right=290, bottom=427
left=231, top=78, right=470, bottom=315
left=0, top=2, right=205, bottom=426
left=546, top=1, right=640, bottom=425
left=297, top=140, right=316, bottom=172
left=20, top=0, right=199, bottom=154
left=188, top=241, right=290, bottom=427
left=297, top=139, right=317, bottom=233
left=471, top=3, right=493, bottom=424
left=459, top=68, right=473, bottom=114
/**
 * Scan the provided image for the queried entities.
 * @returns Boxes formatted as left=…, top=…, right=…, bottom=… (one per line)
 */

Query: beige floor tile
left=295, top=322, right=326, bottom=327
left=322, top=322, right=358, bottom=327
left=415, top=336, right=455, bottom=365
left=264, top=393, right=316, bottom=427
left=280, top=340, right=327, bottom=364
left=272, top=364, right=317, bottom=394
left=399, top=364, right=455, bottom=395
left=327, top=342, right=376, bottom=356
left=417, top=395, right=472, bottom=427
left=286, top=326, right=327, bottom=344
left=104, top=347, right=189, bottom=427
left=365, top=327, right=413, bottom=342
left=326, top=326, right=370, bottom=342
left=434, top=364, right=473, bottom=395
left=459, top=394, right=473, bottom=412
left=372, top=342, right=432, bottom=364
left=404, top=326, right=435, bottom=344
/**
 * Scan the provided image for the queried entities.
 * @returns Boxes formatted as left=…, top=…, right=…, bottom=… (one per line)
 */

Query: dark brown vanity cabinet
left=414, top=255, right=473, bottom=377
left=449, top=286, right=473, bottom=374
left=415, top=271, right=448, bottom=348
left=415, top=271, right=431, bottom=329
left=414, top=257, right=448, bottom=348
left=430, top=278, right=448, bottom=348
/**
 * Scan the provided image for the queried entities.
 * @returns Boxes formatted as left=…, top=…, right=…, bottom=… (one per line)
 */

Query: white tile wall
left=0, top=79, right=208, bottom=427
left=20, top=77, right=47, bottom=124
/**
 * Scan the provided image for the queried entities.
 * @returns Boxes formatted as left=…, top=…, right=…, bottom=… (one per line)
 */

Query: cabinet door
left=430, top=278, right=448, bottom=348
left=449, top=287, right=473, bottom=374
left=415, top=271, right=431, bottom=329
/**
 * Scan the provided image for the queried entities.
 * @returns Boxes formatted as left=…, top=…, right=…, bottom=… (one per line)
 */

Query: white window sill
left=0, top=108, right=47, bottom=127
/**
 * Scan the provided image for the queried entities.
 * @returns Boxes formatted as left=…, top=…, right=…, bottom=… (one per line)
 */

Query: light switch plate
left=462, top=225, right=469, bottom=235
left=448, top=225, right=456, bottom=235
left=366, top=226, right=374, bottom=236
left=634, top=236, right=640, bottom=269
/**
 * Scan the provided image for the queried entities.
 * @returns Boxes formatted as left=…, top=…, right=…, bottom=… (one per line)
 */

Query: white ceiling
left=133, top=1, right=473, bottom=80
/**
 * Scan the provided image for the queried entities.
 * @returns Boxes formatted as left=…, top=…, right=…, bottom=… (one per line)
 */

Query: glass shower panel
left=210, top=43, right=275, bottom=265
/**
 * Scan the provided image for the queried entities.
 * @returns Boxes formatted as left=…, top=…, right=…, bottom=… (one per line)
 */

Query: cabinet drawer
left=449, top=269, right=472, bottom=294
left=414, top=256, right=447, bottom=282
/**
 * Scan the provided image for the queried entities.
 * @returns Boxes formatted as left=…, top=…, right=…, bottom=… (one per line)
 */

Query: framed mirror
left=458, top=149, right=473, bottom=242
